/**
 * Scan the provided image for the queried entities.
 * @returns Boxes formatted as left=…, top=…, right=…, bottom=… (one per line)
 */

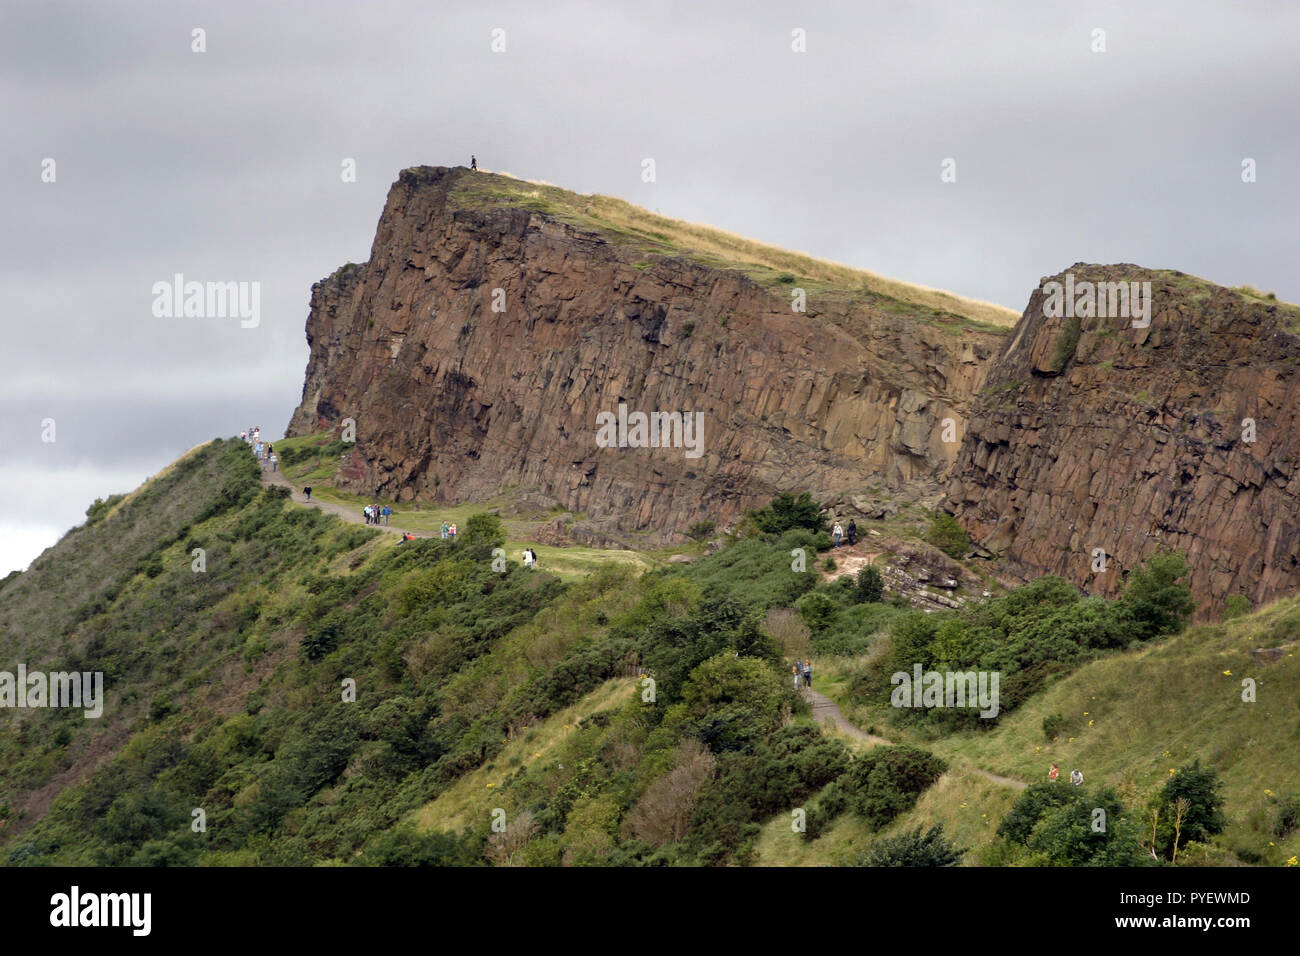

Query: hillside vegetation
left=1, top=440, right=1296, bottom=867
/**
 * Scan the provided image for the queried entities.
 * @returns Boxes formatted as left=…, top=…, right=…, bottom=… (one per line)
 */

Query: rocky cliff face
left=945, top=264, right=1300, bottom=612
left=288, top=166, right=1004, bottom=541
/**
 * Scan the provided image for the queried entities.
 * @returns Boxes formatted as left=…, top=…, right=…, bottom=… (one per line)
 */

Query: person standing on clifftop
left=470, top=155, right=477, bottom=170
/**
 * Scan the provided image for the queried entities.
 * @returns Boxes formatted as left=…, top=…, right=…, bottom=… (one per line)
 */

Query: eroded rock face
left=288, top=166, right=1002, bottom=541
left=945, top=264, right=1300, bottom=613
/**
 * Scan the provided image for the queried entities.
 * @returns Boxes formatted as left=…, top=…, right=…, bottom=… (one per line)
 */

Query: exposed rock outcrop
left=945, top=264, right=1300, bottom=613
left=288, top=166, right=1003, bottom=542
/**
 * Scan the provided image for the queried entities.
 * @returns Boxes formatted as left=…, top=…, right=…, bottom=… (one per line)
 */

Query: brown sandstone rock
left=287, top=166, right=1002, bottom=544
left=945, top=264, right=1300, bottom=615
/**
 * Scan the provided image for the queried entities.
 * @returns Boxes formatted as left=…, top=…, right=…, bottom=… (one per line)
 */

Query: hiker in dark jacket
left=847, top=519, right=857, bottom=546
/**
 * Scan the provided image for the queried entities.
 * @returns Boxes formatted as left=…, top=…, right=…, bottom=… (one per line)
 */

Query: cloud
left=3, top=0, right=1298, bottom=575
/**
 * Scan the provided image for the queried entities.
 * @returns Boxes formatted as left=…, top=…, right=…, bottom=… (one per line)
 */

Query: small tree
left=925, top=513, right=971, bottom=559
left=855, top=565, right=884, bottom=604
left=747, top=492, right=828, bottom=534
left=1149, top=759, right=1226, bottom=859
left=795, top=591, right=838, bottom=633
left=1116, top=550, right=1196, bottom=640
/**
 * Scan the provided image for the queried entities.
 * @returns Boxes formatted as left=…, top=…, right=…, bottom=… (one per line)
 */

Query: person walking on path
left=792, top=664, right=801, bottom=692
left=847, top=519, right=857, bottom=546
left=441, top=521, right=449, bottom=540
left=449, top=523, right=457, bottom=541
left=1069, top=769, right=1084, bottom=787
left=270, top=453, right=278, bottom=472
left=1049, top=763, right=1060, bottom=782
left=382, top=505, right=391, bottom=525
left=303, top=486, right=312, bottom=501
left=363, top=505, right=371, bottom=524
left=470, top=155, right=477, bottom=170
left=802, top=659, right=813, bottom=689
left=832, top=522, right=843, bottom=548
left=523, top=548, right=534, bottom=569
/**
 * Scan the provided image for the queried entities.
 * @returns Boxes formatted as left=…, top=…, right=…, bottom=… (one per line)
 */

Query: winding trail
left=261, top=466, right=422, bottom=536
left=259, top=448, right=1026, bottom=791
left=800, top=686, right=1028, bottom=791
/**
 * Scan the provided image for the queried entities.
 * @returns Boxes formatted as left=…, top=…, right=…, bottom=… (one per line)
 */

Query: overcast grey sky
left=2, top=0, right=1296, bottom=575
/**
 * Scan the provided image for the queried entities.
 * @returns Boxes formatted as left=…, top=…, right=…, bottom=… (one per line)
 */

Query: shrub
left=681, top=654, right=787, bottom=753
left=822, top=557, right=836, bottom=572
left=1115, top=550, right=1196, bottom=640
left=1149, top=759, right=1225, bottom=859
left=1049, top=316, right=1082, bottom=373
left=623, top=740, right=715, bottom=846
left=1042, top=713, right=1071, bottom=742
left=747, top=492, right=827, bottom=535
left=854, top=565, right=884, bottom=604
left=841, top=745, right=947, bottom=831
left=925, top=513, right=970, bottom=559
left=1023, top=787, right=1148, bottom=866
left=686, top=520, right=716, bottom=541
left=1222, top=594, right=1251, bottom=620
left=858, top=824, right=964, bottom=867
left=794, top=591, right=838, bottom=633
left=1271, top=793, right=1300, bottom=838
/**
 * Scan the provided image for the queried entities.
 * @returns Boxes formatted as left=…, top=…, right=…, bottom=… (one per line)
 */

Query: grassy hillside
left=2, top=440, right=1296, bottom=867
left=446, top=168, right=1020, bottom=333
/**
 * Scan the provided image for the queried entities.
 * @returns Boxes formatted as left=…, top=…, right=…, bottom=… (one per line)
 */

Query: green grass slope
left=2, top=440, right=1296, bottom=867
left=446, top=168, right=1020, bottom=333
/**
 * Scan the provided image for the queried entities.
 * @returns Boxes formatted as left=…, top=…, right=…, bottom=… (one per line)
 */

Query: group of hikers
left=831, top=519, right=857, bottom=548
left=1049, top=763, right=1085, bottom=787
left=363, top=504, right=391, bottom=525
left=239, top=426, right=278, bottom=472
left=522, top=547, right=538, bottom=569
left=439, top=522, right=458, bottom=540
left=791, top=658, right=814, bottom=690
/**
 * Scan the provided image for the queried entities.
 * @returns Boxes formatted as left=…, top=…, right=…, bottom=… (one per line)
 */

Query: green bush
left=1049, top=316, right=1082, bottom=373
left=1042, top=713, right=1071, bottom=742
left=686, top=520, right=716, bottom=541
left=999, top=782, right=1148, bottom=866
left=747, top=492, right=827, bottom=535
left=795, top=591, right=839, bottom=633
left=1115, top=550, right=1196, bottom=640
left=854, top=565, right=884, bottom=604
left=1271, top=793, right=1300, bottom=838
left=840, top=745, right=946, bottom=831
left=1222, top=594, right=1251, bottom=621
left=1148, top=759, right=1225, bottom=858
left=925, top=513, right=970, bottom=559
left=858, top=824, right=964, bottom=867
